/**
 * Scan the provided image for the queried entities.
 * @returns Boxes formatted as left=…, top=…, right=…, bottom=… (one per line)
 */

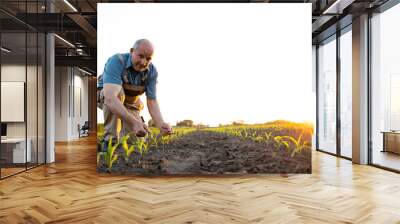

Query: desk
left=1, top=138, right=31, bottom=163
left=381, top=131, right=400, bottom=154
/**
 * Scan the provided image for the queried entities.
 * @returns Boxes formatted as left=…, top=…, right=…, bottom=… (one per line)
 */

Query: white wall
left=1, top=65, right=26, bottom=138
left=1, top=65, right=38, bottom=138
left=55, top=66, right=69, bottom=141
left=1, top=64, right=46, bottom=163
left=54, top=67, right=89, bottom=141
left=71, top=72, right=89, bottom=138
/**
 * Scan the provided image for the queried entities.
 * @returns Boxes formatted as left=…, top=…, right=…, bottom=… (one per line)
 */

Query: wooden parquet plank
left=0, top=135, right=399, bottom=223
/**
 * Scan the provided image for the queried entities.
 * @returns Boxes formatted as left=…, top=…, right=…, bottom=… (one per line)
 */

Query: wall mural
left=97, top=3, right=313, bottom=175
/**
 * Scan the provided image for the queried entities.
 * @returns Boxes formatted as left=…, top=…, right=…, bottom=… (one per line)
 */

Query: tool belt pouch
left=122, top=83, right=145, bottom=111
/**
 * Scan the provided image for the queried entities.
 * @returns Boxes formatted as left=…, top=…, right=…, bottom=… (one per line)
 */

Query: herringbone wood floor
left=0, top=135, right=400, bottom=224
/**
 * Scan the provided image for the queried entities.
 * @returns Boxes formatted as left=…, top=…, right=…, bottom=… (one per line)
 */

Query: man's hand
left=160, top=122, right=172, bottom=136
left=127, top=118, right=149, bottom=137
left=147, top=99, right=171, bottom=136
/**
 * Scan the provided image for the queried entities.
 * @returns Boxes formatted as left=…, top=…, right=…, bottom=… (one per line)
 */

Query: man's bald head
left=131, top=39, right=154, bottom=72
left=132, top=39, right=154, bottom=51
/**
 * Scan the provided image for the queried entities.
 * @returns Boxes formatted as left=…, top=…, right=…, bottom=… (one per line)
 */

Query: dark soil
left=98, top=131, right=311, bottom=175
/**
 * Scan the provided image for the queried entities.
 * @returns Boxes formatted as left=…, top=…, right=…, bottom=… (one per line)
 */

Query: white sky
left=97, top=3, right=313, bottom=127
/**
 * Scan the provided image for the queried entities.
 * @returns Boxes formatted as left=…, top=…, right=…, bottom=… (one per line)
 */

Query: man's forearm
left=105, top=96, right=141, bottom=125
left=147, top=100, right=164, bottom=128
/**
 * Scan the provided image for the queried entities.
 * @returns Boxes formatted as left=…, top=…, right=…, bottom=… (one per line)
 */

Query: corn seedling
left=102, top=138, right=120, bottom=171
left=281, top=134, right=310, bottom=157
left=234, top=130, right=241, bottom=137
left=135, top=138, right=149, bottom=157
left=160, top=135, right=171, bottom=152
left=273, top=136, right=289, bottom=150
left=149, top=133, right=159, bottom=148
left=250, top=130, right=257, bottom=139
left=120, top=134, right=135, bottom=162
left=161, top=135, right=171, bottom=144
left=251, top=136, right=264, bottom=143
left=264, top=131, right=274, bottom=141
left=143, top=140, right=149, bottom=154
left=242, top=129, right=249, bottom=139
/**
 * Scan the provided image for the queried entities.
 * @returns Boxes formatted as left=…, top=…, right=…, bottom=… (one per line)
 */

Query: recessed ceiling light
left=1, top=47, right=11, bottom=53
left=78, top=67, right=92, bottom=76
left=63, top=0, right=78, bottom=12
left=54, top=34, right=75, bottom=48
left=323, top=0, right=355, bottom=15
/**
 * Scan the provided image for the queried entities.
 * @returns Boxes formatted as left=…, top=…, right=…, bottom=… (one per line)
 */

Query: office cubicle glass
left=26, top=0, right=46, bottom=169
left=0, top=1, right=46, bottom=179
left=33, top=0, right=46, bottom=166
left=37, top=32, right=45, bottom=165
left=339, top=27, right=352, bottom=159
left=317, top=35, right=337, bottom=155
left=0, top=24, right=28, bottom=178
left=27, top=31, right=38, bottom=169
left=370, top=3, right=400, bottom=171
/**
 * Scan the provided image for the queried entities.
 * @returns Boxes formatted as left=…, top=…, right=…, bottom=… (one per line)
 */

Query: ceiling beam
left=67, top=13, right=97, bottom=45
left=55, top=55, right=96, bottom=72
left=312, top=15, right=335, bottom=33
left=322, top=0, right=356, bottom=14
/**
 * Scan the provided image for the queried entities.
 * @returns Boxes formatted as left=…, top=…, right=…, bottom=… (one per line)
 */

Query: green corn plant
left=135, top=138, right=149, bottom=157
left=250, top=134, right=264, bottom=143
left=126, top=145, right=135, bottom=160
left=97, top=133, right=104, bottom=143
left=102, top=138, right=120, bottom=170
left=161, top=135, right=171, bottom=145
left=120, top=134, right=135, bottom=162
left=250, top=130, right=257, bottom=139
left=132, top=137, right=148, bottom=168
left=136, top=138, right=144, bottom=156
left=273, top=136, right=289, bottom=150
left=143, top=139, right=149, bottom=155
left=264, top=131, right=273, bottom=142
left=242, top=129, right=249, bottom=139
left=281, top=134, right=310, bottom=157
left=159, top=135, right=166, bottom=151
left=149, top=132, right=159, bottom=148
left=231, top=129, right=240, bottom=137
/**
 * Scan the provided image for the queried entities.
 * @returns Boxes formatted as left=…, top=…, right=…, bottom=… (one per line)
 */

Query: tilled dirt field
left=98, top=131, right=311, bottom=174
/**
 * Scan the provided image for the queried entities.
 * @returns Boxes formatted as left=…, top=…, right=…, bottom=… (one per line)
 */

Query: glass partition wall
left=370, top=2, right=400, bottom=172
left=339, top=27, right=352, bottom=159
left=317, top=35, right=337, bottom=155
left=0, top=1, right=46, bottom=179
left=316, top=0, right=400, bottom=172
left=316, top=26, right=352, bottom=159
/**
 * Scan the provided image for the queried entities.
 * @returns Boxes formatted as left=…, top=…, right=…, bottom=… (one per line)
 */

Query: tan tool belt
left=97, top=84, right=145, bottom=111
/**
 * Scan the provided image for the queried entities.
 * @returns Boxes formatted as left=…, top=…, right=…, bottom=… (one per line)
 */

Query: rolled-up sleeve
left=145, top=66, right=158, bottom=100
left=103, top=54, right=124, bottom=85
